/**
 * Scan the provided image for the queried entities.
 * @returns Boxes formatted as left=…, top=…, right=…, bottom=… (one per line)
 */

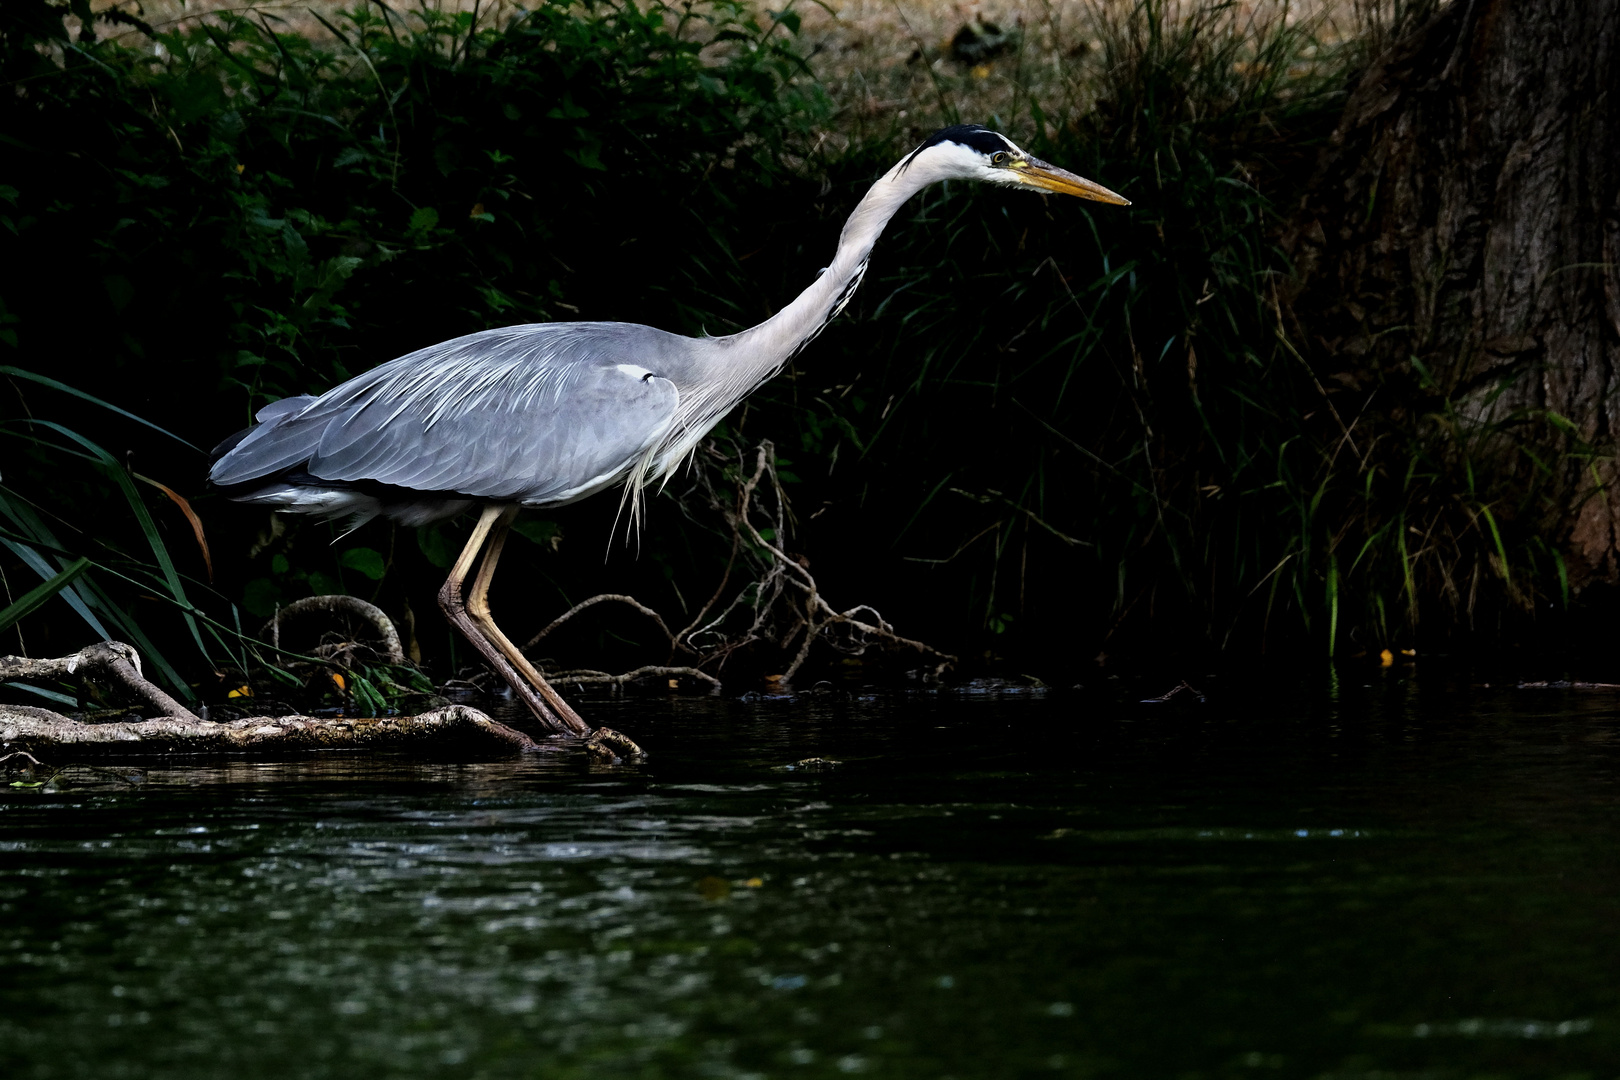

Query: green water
left=3, top=676, right=1619, bottom=1078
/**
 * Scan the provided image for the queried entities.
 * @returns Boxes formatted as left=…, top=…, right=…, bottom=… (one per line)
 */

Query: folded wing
left=210, top=324, right=681, bottom=507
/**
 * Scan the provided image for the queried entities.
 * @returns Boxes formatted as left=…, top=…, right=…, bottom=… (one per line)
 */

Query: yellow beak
left=1015, top=158, right=1130, bottom=205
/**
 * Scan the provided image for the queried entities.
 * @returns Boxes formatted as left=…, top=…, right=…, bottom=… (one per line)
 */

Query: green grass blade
left=1325, top=553, right=1339, bottom=657
left=3, top=682, right=80, bottom=706
left=0, top=367, right=202, bottom=452
left=0, top=534, right=113, bottom=640
left=33, top=421, right=211, bottom=661
left=1477, top=504, right=1511, bottom=588
left=0, top=557, right=90, bottom=633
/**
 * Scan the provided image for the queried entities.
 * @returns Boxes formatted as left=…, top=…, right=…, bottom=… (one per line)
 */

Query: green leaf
left=242, top=578, right=281, bottom=618
left=0, top=557, right=90, bottom=633
left=417, top=523, right=460, bottom=569
left=511, top=519, right=561, bottom=549
left=348, top=673, right=388, bottom=717
left=338, top=547, right=387, bottom=580
left=308, top=571, right=342, bottom=597
left=408, top=206, right=440, bottom=232
left=103, top=274, right=135, bottom=313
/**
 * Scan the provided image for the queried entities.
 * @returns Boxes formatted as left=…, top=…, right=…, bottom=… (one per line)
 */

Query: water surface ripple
left=3, top=678, right=1618, bottom=1078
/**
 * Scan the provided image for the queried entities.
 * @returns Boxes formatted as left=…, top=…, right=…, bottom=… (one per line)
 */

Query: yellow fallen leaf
left=1379, top=649, right=1394, bottom=666
left=227, top=685, right=253, bottom=698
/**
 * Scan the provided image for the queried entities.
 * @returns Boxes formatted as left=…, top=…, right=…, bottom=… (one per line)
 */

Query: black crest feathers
left=899, top=125, right=1013, bottom=171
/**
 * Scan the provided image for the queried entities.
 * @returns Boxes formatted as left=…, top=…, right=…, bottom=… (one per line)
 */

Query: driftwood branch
left=2, top=641, right=199, bottom=721
left=0, top=703, right=544, bottom=757
left=264, top=595, right=405, bottom=664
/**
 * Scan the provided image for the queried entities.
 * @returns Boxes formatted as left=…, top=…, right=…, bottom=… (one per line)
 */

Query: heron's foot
left=584, top=726, right=645, bottom=762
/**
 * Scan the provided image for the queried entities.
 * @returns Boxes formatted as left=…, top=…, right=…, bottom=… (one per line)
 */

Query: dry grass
left=87, top=0, right=1374, bottom=152
left=792, top=0, right=1365, bottom=144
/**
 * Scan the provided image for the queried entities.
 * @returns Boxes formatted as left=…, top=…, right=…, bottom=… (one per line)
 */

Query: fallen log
left=0, top=640, right=651, bottom=762
left=0, top=703, right=549, bottom=758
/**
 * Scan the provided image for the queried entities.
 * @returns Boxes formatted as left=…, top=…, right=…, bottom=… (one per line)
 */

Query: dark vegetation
left=0, top=0, right=1591, bottom=714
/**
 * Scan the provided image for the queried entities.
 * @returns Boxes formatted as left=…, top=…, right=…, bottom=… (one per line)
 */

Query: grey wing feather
left=256, top=395, right=318, bottom=423
left=211, top=324, right=683, bottom=505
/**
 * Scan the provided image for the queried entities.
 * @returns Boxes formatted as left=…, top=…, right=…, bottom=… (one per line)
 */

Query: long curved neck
left=721, top=156, right=935, bottom=366
left=646, top=156, right=943, bottom=483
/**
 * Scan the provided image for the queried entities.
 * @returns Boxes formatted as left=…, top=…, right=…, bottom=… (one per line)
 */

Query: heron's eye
left=991, top=151, right=1010, bottom=166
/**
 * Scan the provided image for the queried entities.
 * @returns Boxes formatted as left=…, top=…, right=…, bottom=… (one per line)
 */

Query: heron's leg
left=438, top=506, right=569, bottom=735
left=462, top=510, right=593, bottom=738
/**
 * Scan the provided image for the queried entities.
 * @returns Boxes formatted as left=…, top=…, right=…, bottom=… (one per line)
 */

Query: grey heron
left=209, top=125, right=1127, bottom=748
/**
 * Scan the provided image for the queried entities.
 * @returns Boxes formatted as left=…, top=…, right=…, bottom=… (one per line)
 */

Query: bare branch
left=523, top=594, right=681, bottom=655
left=548, top=665, right=722, bottom=689
left=495, top=438, right=956, bottom=697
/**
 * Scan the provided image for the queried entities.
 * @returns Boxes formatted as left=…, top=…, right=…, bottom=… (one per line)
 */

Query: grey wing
left=211, top=324, right=681, bottom=505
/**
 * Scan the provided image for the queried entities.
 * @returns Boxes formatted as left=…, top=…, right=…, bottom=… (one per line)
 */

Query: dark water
left=3, top=674, right=1619, bottom=1079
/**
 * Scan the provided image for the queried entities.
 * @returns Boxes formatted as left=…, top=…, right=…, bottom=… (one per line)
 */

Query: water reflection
left=2, top=681, right=1619, bottom=1078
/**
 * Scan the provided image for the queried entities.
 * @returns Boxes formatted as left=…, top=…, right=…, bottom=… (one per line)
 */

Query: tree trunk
left=1288, top=0, right=1620, bottom=587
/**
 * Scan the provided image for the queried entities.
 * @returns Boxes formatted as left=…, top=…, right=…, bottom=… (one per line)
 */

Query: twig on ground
left=548, top=665, right=722, bottom=689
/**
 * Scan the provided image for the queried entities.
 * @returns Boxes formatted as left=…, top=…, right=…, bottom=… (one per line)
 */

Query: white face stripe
left=910, top=138, right=1030, bottom=185
left=982, top=134, right=1027, bottom=158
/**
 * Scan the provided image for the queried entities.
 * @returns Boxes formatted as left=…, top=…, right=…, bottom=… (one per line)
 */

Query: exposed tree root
left=265, top=593, right=406, bottom=665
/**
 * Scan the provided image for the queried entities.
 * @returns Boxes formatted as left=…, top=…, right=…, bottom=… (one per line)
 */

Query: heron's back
left=210, top=322, right=692, bottom=524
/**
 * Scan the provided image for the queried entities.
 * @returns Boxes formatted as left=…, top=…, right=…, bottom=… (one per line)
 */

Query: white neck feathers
left=723, top=157, right=934, bottom=366
left=644, top=146, right=973, bottom=485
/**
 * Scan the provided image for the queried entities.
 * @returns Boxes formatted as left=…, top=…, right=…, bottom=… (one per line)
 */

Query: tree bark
left=1288, top=0, right=1620, bottom=585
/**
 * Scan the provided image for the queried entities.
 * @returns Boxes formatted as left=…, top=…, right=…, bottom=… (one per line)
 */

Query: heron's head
left=901, top=125, right=1129, bottom=205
